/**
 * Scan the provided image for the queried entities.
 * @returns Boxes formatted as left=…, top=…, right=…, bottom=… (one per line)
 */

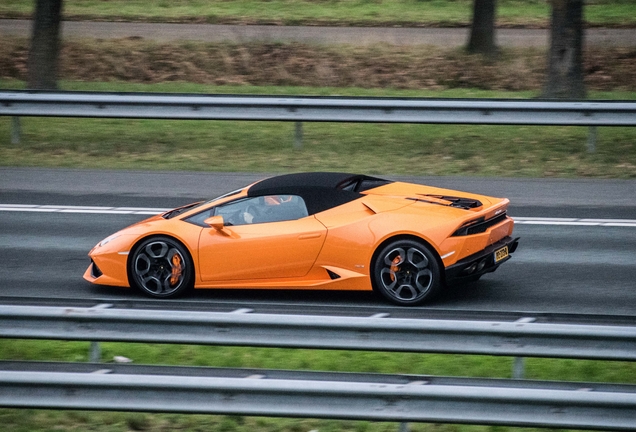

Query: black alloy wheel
left=372, top=239, right=441, bottom=306
left=129, top=236, right=193, bottom=298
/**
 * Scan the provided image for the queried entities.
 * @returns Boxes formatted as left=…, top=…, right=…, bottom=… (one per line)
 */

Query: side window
left=215, top=195, right=308, bottom=226
left=213, top=197, right=258, bottom=226
left=187, top=195, right=308, bottom=226
left=258, top=195, right=309, bottom=223
left=185, top=195, right=308, bottom=227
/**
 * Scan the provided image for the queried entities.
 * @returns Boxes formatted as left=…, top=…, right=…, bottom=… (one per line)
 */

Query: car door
left=196, top=195, right=327, bottom=282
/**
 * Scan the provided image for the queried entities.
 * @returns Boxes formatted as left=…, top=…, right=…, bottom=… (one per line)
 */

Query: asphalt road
left=2, top=19, right=636, bottom=47
left=1, top=168, right=635, bottom=316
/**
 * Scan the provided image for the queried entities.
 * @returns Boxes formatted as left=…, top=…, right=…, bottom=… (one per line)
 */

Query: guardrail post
left=89, top=341, right=101, bottom=363
left=587, top=126, right=597, bottom=153
left=11, top=117, right=21, bottom=144
left=294, top=121, right=303, bottom=149
left=512, top=357, right=525, bottom=379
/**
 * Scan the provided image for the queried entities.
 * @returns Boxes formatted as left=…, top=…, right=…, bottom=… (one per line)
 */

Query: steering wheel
left=243, top=205, right=261, bottom=224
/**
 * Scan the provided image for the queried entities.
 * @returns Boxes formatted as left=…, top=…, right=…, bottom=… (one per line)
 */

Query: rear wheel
left=372, top=239, right=441, bottom=306
left=129, top=236, right=193, bottom=298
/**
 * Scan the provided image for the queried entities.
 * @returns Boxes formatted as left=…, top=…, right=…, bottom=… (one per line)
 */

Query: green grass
left=1, top=0, right=636, bottom=27
left=1, top=80, right=636, bottom=178
left=0, top=410, right=591, bottom=432
left=2, top=339, right=636, bottom=384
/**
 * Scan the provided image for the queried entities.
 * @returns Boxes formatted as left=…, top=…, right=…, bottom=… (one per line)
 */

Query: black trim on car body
left=452, top=213, right=509, bottom=237
left=445, top=236, right=520, bottom=283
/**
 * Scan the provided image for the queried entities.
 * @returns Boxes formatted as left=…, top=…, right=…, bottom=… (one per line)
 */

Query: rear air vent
left=452, top=212, right=508, bottom=237
left=408, top=195, right=483, bottom=210
left=426, top=195, right=483, bottom=209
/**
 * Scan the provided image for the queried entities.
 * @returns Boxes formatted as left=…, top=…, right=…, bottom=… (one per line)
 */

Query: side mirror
left=204, top=215, right=225, bottom=230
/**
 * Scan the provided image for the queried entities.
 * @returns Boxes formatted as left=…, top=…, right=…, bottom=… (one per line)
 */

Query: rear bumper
left=445, top=236, right=519, bottom=283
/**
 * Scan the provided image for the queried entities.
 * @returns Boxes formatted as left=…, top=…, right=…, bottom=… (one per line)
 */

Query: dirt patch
left=3, top=12, right=636, bottom=29
left=1, top=38, right=635, bottom=91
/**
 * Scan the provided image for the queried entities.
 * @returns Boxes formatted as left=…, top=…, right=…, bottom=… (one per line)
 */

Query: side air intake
left=326, top=269, right=341, bottom=280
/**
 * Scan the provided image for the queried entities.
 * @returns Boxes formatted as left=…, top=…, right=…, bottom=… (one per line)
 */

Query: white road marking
left=0, top=204, right=167, bottom=215
left=1, top=205, right=635, bottom=227
left=514, top=217, right=636, bottom=227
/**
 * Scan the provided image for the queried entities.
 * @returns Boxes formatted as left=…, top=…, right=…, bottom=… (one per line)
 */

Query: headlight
left=99, top=234, right=121, bottom=247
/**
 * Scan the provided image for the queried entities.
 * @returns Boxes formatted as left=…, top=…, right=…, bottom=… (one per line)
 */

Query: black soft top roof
left=247, top=172, right=391, bottom=215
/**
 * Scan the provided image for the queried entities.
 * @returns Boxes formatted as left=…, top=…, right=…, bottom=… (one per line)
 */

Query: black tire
left=128, top=236, right=194, bottom=298
left=371, top=239, right=441, bottom=306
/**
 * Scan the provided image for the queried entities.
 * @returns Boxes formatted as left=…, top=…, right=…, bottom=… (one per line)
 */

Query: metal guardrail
left=1, top=305, right=635, bottom=360
left=1, top=91, right=635, bottom=125
left=2, top=305, right=636, bottom=429
left=1, top=364, right=636, bottom=430
left=3, top=295, right=636, bottom=325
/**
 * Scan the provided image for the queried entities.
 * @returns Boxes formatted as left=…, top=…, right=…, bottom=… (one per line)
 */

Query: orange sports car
left=84, top=172, right=518, bottom=305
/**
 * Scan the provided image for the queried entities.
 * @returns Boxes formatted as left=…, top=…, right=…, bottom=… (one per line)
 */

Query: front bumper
left=445, top=236, right=519, bottom=283
left=83, top=257, right=130, bottom=287
left=83, top=236, right=135, bottom=287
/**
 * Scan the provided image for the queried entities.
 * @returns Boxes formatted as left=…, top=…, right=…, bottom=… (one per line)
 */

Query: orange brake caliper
left=390, top=256, right=401, bottom=282
left=170, top=254, right=183, bottom=286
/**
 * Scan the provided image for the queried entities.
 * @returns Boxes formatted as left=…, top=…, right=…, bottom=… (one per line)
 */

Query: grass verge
left=1, top=0, right=636, bottom=28
left=1, top=80, right=635, bottom=178
left=3, top=339, right=636, bottom=384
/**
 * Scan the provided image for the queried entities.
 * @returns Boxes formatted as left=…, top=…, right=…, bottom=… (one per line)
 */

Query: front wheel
left=372, top=239, right=441, bottom=306
left=129, top=236, right=194, bottom=298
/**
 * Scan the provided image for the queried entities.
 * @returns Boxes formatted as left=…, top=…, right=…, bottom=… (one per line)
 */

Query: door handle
left=298, top=233, right=321, bottom=240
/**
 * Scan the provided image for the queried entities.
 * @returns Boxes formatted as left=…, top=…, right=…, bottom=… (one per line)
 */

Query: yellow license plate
left=494, top=246, right=509, bottom=263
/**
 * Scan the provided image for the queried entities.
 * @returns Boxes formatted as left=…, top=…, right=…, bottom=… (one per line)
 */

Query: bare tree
left=467, top=0, right=497, bottom=56
left=27, top=0, right=63, bottom=89
left=543, top=0, right=585, bottom=99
